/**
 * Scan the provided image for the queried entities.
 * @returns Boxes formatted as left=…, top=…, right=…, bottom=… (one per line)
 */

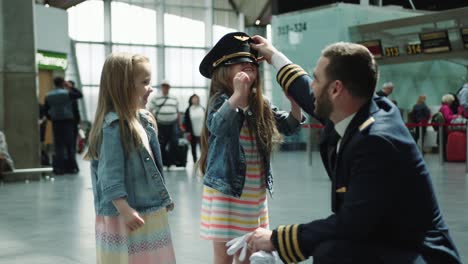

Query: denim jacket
left=203, top=94, right=304, bottom=198
left=90, top=111, right=172, bottom=216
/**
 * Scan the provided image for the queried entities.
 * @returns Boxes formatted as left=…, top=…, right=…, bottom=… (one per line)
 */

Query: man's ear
left=330, top=80, right=344, bottom=98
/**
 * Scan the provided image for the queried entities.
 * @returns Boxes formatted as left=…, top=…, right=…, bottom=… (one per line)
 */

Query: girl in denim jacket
left=198, top=32, right=303, bottom=264
left=85, top=53, right=176, bottom=264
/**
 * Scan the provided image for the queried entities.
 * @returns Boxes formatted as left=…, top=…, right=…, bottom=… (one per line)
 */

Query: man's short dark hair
left=68, top=80, right=75, bottom=87
left=322, top=42, right=378, bottom=100
left=54, top=77, right=65, bottom=87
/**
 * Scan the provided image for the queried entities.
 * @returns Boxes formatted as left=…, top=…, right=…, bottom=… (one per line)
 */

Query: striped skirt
left=200, top=121, right=269, bottom=241
left=95, top=209, right=176, bottom=264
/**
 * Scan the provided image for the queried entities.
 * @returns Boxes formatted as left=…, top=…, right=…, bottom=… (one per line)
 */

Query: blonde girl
left=85, top=53, right=176, bottom=264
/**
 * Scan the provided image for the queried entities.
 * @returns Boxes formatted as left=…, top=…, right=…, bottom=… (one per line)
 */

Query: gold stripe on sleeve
left=284, top=225, right=298, bottom=263
left=277, top=64, right=296, bottom=84
left=280, top=68, right=299, bottom=88
left=277, top=226, right=293, bottom=264
left=284, top=70, right=307, bottom=93
left=292, top=224, right=306, bottom=260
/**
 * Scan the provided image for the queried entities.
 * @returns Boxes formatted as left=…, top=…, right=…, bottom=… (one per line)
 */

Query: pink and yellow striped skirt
left=95, top=209, right=176, bottom=264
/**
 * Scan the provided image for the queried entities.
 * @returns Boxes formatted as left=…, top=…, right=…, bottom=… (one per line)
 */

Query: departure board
left=406, top=44, right=422, bottom=55
left=462, top=28, right=468, bottom=49
left=419, top=31, right=451, bottom=53
left=384, top=46, right=400, bottom=57
left=359, top=40, right=383, bottom=59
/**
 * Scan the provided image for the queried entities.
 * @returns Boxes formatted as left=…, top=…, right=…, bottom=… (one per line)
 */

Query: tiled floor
left=0, top=151, right=466, bottom=264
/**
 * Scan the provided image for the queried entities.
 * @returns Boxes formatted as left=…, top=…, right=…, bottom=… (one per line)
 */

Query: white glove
left=226, top=233, right=251, bottom=261
left=250, top=250, right=279, bottom=264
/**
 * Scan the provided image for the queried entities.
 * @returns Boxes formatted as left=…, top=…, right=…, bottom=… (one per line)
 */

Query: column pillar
left=0, top=0, right=40, bottom=175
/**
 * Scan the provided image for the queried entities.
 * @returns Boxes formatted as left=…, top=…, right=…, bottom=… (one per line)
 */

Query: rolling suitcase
left=446, top=131, right=466, bottom=162
left=174, top=138, right=189, bottom=167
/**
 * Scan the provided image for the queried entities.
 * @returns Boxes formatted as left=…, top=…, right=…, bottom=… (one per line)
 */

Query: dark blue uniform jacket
left=270, top=64, right=461, bottom=264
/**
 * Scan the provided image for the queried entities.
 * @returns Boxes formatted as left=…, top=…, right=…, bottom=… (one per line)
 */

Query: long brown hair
left=197, top=65, right=281, bottom=174
left=85, top=53, right=154, bottom=160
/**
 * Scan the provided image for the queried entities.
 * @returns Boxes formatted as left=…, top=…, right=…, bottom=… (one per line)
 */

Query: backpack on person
left=431, top=112, right=445, bottom=132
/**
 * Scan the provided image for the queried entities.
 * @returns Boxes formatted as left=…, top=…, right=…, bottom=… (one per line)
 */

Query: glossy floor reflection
left=0, top=151, right=466, bottom=264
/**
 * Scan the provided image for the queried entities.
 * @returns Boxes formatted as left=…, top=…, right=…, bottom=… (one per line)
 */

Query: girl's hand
left=230, top=72, right=252, bottom=108
left=113, top=198, right=145, bottom=232
left=120, top=206, right=145, bottom=232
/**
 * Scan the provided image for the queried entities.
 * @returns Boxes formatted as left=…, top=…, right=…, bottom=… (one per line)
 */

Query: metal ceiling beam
left=45, top=0, right=87, bottom=9
left=228, top=0, right=240, bottom=14
left=256, top=0, right=271, bottom=24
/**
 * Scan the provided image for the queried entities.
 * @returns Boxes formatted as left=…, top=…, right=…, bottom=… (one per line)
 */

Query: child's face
left=134, top=62, right=152, bottom=108
left=229, top=62, right=258, bottom=87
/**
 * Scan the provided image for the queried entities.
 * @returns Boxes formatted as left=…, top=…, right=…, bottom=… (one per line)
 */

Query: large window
left=213, top=10, right=238, bottom=43
left=111, top=2, right=157, bottom=45
left=165, top=48, right=206, bottom=88
left=82, top=85, right=100, bottom=122
left=75, top=43, right=106, bottom=85
left=164, top=13, right=205, bottom=47
left=68, top=1, right=241, bottom=121
left=112, top=45, right=158, bottom=85
left=75, top=43, right=105, bottom=121
left=68, top=0, right=104, bottom=41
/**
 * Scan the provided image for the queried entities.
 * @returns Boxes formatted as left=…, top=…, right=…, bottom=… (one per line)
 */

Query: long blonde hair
left=85, top=53, right=152, bottom=160
left=197, top=66, right=281, bottom=174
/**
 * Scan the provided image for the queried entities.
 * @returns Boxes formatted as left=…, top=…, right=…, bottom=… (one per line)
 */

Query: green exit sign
left=37, top=50, right=68, bottom=70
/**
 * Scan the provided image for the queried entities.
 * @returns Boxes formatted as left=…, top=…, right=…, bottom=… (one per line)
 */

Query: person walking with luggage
left=85, top=52, right=176, bottom=264
left=197, top=32, right=303, bottom=264
left=147, top=81, right=180, bottom=169
left=183, top=94, right=205, bottom=163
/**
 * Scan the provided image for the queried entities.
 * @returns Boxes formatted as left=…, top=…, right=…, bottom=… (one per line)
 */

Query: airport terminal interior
left=1, top=0, right=468, bottom=263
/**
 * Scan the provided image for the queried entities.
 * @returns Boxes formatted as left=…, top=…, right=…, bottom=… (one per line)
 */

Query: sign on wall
left=406, top=43, right=422, bottom=55
left=419, top=31, right=451, bottom=53
left=461, top=28, right=468, bottom=49
left=37, top=50, right=68, bottom=71
left=384, top=46, right=400, bottom=57
left=359, top=40, right=383, bottom=59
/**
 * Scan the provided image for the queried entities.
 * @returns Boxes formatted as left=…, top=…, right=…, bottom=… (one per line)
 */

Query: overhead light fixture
left=255, top=19, right=261, bottom=26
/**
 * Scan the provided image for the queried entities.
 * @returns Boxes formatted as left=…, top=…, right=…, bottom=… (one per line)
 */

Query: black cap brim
left=223, top=56, right=258, bottom=66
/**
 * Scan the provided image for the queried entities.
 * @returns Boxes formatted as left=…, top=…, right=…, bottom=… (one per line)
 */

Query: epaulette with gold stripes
left=274, top=224, right=306, bottom=263
left=276, top=64, right=308, bottom=93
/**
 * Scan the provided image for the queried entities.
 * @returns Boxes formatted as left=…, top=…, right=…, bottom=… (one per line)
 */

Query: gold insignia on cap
left=336, top=187, right=347, bottom=193
left=359, top=117, right=375, bottom=131
left=234, top=35, right=249, bottom=41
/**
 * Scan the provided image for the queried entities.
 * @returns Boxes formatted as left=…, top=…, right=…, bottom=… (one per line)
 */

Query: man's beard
left=315, top=91, right=333, bottom=120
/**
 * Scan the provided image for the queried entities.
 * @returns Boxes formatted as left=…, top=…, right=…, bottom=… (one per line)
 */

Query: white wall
left=34, top=4, right=69, bottom=54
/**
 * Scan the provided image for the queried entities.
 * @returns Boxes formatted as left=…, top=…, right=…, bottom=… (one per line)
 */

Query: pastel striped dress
left=95, top=123, right=176, bottom=264
left=200, top=120, right=269, bottom=241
